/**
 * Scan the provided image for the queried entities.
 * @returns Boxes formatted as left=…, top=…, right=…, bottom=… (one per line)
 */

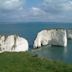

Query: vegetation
left=0, top=52, right=72, bottom=72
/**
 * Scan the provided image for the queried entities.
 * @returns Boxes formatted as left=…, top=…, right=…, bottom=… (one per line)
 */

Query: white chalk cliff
left=67, top=30, right=72, bottom=39
left=34, top=29, right=67, bottom=48
left=0, top=35, right=28, bottom=53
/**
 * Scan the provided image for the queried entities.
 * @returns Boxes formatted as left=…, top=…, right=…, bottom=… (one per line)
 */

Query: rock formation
left=34, top=29, right=67, bottom=48
left=0, top=35, right=28, bottom=53
left=67, top=30, right=72, bottom=39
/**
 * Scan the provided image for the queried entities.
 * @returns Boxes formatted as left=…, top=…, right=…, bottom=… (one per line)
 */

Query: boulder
left=0, top=35, right=28, bottom=53
left=34, top=29, right=67, bottom=48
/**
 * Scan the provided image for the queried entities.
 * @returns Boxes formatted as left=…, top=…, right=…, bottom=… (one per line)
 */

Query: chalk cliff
left=67, top=30, right=72, bottom=39
left=34, top=29, right=67, bottom=48
left=0, top=35, right=28, bottom=53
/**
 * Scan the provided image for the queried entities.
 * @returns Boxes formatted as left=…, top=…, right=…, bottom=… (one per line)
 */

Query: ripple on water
left=31, top=40, right=72, bottom=64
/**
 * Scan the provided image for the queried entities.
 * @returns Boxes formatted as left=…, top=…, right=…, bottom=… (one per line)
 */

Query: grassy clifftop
left=0, top=52, right=72, bottom=72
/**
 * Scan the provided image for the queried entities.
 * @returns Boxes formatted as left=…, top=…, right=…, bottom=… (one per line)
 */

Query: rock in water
left=0, top=35, right=28, bottom=53
left=67, top=30, right=72, bottom=39
left=34, top=29, right=67, bottom=48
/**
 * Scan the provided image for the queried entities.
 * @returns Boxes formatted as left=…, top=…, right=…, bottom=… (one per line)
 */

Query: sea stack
left=34, top=29, right=67, bottom=48
left=67, top=30, right=72, bottom=39
left=0, top=35, right=28, bottom=53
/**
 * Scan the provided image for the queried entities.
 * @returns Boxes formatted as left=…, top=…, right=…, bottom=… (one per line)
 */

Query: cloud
left=33, top=0, right=72, bottom=22
left=31, top=7, right=46, bottom=16
left=0, top=0, right=72, bottom=22
left=61, top=1, right=72, bottom=11
left=0, top=0, right=27, bottom=22
left=42, top=0, right=72, bottom=14
left=0, top=0, right=24, bottom=10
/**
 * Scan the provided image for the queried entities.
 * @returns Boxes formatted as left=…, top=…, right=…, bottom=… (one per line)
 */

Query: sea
left=0, top=22, right=72, bottom=64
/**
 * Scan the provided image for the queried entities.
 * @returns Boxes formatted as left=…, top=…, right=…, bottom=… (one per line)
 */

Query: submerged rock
left=0, top=35, right=28, bottom=53
left=34, top=29, right=67, bottom=48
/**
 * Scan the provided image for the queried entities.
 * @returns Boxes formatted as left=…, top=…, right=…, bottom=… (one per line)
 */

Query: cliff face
left=34, top=29, right=67, bottom=48
left=67, top=30, right=72, bottom=39
left=0, top=35, right=28, bottom=53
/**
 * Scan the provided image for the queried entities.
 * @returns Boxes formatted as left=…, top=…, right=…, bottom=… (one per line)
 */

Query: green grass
left=0, top=52, right=72, bottom=72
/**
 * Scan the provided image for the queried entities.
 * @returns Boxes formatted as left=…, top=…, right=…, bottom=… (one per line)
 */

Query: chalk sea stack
left=67, top=30, right=72, bottom=39
left=0, top=35, right=28, bottom=53
left=34, top=29, right=67, bottom=48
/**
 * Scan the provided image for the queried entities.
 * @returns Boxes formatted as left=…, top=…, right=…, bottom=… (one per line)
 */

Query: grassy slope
left=0, top=52, right=72, bottom=72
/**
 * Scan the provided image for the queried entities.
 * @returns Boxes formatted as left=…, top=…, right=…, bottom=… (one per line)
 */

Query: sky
left=0, top=0, right=72, bottom=22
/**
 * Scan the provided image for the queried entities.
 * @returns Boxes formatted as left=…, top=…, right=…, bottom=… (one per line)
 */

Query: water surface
left=0, top=22, right=72, bottom=63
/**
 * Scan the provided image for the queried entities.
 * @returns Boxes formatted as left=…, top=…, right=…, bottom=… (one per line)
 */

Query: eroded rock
left=0, top=35, right=28, bottom=53
left=34, top=29, right=67, bottom=48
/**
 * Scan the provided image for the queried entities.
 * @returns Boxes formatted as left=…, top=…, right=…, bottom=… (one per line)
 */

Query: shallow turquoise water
left=0, top=22, right=72, bottom=63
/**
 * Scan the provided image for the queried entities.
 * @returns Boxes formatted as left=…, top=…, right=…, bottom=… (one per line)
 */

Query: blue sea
left=0, top=22, right=72, bottom=63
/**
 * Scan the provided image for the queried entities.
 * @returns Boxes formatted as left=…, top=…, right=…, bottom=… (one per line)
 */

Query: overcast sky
left=0, top=0, right=72, bottom=22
